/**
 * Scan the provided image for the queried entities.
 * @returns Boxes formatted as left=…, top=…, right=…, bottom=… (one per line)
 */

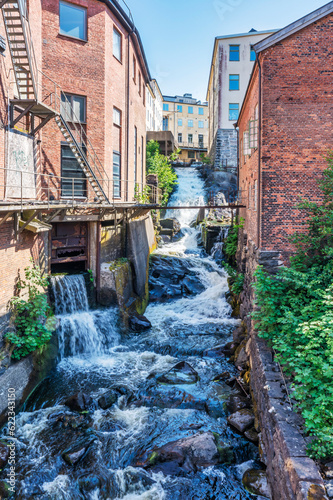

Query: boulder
left=244, top=429, right=259, bottom=444
left=213, top=372, right=231, bottom=382
left=221, top=342, right=238, bottom=356
left=182, top=276, right=205, bottom=296
left=138, top=432, right=227, bottom=475
left=235, top=347, right=248, bottom=369
left=98, top=389, right=118, bottom=410
left=227, top=409, right=255, bottom=433
left=0, top=442, right=9, bottom=469
left=242, top=469, right=270, bottom=498
left=226, top=395, right=251, bottom=414
left=156, top=361, right=199, bottom=385
left=129, top=314, right=152, bottom=332
left=64, top=392, right=94, bottom=412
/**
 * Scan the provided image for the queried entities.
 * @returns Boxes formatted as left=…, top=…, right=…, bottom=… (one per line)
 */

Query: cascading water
left=50, top=274, right=120, bottom=359
left=0, top=167, right=264, bottom=500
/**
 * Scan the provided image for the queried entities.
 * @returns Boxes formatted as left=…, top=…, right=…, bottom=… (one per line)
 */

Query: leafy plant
left=200, top=153, right=211, bottom=165
left=224, top=263, right=244, bottom=295
left=87, top=269, right=94, bottom=284
left=134, top=184, right=151, bottom=204
left=146, top=140, right=178, bottom=206
left=252, top=154, right=333, bottom=459
left=5, top=262, right=56, bottom=360
left=223, top=217, right=244, bottom=262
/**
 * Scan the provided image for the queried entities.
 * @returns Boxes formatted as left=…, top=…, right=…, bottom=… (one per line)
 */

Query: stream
left=0, top=167, right=263, bottom=499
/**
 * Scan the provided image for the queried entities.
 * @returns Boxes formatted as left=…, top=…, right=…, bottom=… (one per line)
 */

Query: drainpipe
left=126, top=28, right=134, bottom=202
left=256, top=54, right=262, bottom=249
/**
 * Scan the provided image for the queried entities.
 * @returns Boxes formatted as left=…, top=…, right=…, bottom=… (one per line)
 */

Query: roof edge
left=254, top=1, right=333, bottom=53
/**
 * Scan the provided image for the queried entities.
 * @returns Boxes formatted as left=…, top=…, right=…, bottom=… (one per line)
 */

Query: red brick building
left=237, top=2, right=333, bottom=276
left=0, top=0, right=153, bottom=320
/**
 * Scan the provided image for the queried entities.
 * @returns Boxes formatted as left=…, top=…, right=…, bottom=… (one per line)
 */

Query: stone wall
left=235, top=230, right=328, bottom=499
left=210, top=128, right=238, bottom=170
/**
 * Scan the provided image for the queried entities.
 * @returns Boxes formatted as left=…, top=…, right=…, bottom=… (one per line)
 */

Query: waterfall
left=211, top=226, right=230, bottom=262
left=50, top=275, right=119, bottom=359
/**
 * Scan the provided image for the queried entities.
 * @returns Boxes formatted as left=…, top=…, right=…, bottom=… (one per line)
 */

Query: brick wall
left=238, top=14, right=333, bottom=259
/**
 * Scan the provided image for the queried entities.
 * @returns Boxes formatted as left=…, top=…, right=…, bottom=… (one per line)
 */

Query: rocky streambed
left=0, top=167, right=270, bottom=499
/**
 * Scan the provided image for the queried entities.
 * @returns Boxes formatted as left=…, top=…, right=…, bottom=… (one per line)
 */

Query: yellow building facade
left=162, top=93, right=208, bottom=162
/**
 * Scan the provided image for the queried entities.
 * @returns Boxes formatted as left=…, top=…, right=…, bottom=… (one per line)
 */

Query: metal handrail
left=0, top=166, right=161, bottom=210
left=38, top=71, right=110, bottom=198
left=16, top=0, right=38, bottom=98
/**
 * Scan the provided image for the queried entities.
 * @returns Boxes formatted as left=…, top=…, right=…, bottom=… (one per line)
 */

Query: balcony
left=178, top=141, right=207, bottom=151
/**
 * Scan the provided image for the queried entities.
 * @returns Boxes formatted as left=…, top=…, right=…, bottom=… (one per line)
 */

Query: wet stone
left=242, top=469, right=270, bottom=498
left=244, top=428, right=259, bottom=444
left=227, top=409, right=255, bottom=433
left=203, top=345, right=227, bottom=358
left=128, top=314, right=152, bottom=332
left=0, top=481, right=14, bottom=499
left=64, top=392, right=95, bottom=412
left=98, top=389, right=118, bottom=410
left=156, top=361, right=199, bottom=385
left=0, top=442, right=9, bottom=469
left=62, top=436, right=96, bottom=466
left=133, top=386, right=206, bottom=410
left=226, top=395, right=251, bottom=414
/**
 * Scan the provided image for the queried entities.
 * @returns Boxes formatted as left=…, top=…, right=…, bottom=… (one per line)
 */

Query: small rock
left=242, top=469, right=270, bottom=498
left=157, top=361, right=199, bottom=385
left=221, top=342, right=238, bottom=356
left=78, top=475, right=101, bottom=492
left=203, top=345, right=227, bottom=358
left=233, top=326, right=246, bottom=344
left=129, top=314, right=152, bottom=332
left=244, top=428, right=259, bottom=444
left=133, top=386, right=206, bottom=410
left=0, top=442, right=9, bottom=469
left=213, top=372, right=230, bottom=382
left=0, top=481, right=14, bottom=498
left=62, top=437, right=95, bottom=466
left=227, top=409, right=255, bottom=433
left=226, top=395, right=251, bottom=414
left=182, top=276, right=205, bottom=296
left=325, top=480, right=333, bottom=498
left=160, top=218, right=181, bottom=233
left=98, top=389, right=118, bottom=410
left=324, top=461, right=333, bottom=479
left=235, top=347, right=248, bottom=369
left=64, top=392, right=94, bottom=412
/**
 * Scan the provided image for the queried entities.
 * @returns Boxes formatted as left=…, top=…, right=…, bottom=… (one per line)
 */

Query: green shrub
left=252, top=153, right=333, bottom=459
left=223, top=217, right=244, bottom=261
left=146, top=140, right=178, bottom=206
left=5, top=262, right=56, bottom=360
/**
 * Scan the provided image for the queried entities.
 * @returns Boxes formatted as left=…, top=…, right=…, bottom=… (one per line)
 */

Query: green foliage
left=223, top=218, right=244, bottom=261
left=146, top=140, right=178, bottom=206
left=252, top=154, right=333, bottom=459
left=87, top=269, right=94, bottom=284
left=134, top=184, right=151, bottom=204
left=5, top=262, right=56, bottom=360
left=224, top=263, right=244, bottom=295
left=200, top=153, right=211, bottom=165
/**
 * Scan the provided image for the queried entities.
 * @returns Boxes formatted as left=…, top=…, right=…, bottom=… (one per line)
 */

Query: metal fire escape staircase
left=1, top=0, right=110, bottom=203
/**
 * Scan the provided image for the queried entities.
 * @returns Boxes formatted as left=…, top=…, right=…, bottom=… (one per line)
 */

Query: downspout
left=257, top=54, right=262, bottom=249
left=126, top=28, right=134, bottom=202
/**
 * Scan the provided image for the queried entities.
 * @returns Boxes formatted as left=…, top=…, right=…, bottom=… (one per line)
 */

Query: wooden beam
left=31, top=114, right=54, bottom=136
left=0, top=211, right=14, bottom=227
left=45, top=208, right=64, bottom=223
left=11, top=103, right=34, bottom=127
left=19, top=210, right=40, bottom=233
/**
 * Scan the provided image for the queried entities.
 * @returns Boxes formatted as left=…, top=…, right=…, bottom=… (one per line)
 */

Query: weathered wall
left=210, top=128, right=238, bottom=169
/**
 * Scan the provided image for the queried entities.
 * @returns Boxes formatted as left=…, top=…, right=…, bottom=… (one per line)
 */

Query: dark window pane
left=113, top=152, right=121, bottom=198
left=61, top=145, right=86, bottom=197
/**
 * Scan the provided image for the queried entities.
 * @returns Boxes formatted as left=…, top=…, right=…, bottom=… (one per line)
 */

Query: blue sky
left=128, top=0, right=327, bottom=101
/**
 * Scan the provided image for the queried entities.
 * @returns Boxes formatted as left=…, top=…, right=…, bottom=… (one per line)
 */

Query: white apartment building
left=206, top=29, right=277, bottom=168
left=146, top=79, right=163, bottom=132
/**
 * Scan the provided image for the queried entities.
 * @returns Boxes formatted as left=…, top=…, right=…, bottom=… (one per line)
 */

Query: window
left=198, top=120, right=204, bottom=128
left=254, top=180, right=258, bottom=211
left=133, top=56, right=136, bottom=82
left=243, top=130, right=251, bottom=156
left=163, top=117, right=168, bottom=131
left=143, top=84, right=145, bottom=105
left=113, top=107, right=121, bottom=126
left=188, top=134, right=193, bottom=143
left=229, top=45, right=240, bottom=61
left=113, top=28, right=122, bottom=61
left=141, top=136, right=144, bottom=184
left=163, top=103, right=169, bottom=111
left=188, top=119, right=193, bottom=128
left=113, top=151, right=121, bottom=198
left=61, top=145, right=87, bottom=197
left=139, top=72, right=141, bottom=95
left=229, top=103, right=239, bottom=121
left=178, top=119, right=183, bottom=126
left=250, top=48, right=256, bottom=61
left=177, top=105, right=182, bottom=112
left=61, top=93, right=86, bottom=123
left=178, top=133, right=182, bottom=143
left=188, top=151, right=195, bottom=159
left=229, top=74, right=239, bottom=91
left=198, top=107, right=204, bottom=115
left=248, top=184, right=252, bottom=210
left=59, top=1, right=87, bottom=40
left=134, top=126, right=137, bottom=182
left=188, top=106, right=193, bottom=114
left=199, top=134, right=204, bottom=147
